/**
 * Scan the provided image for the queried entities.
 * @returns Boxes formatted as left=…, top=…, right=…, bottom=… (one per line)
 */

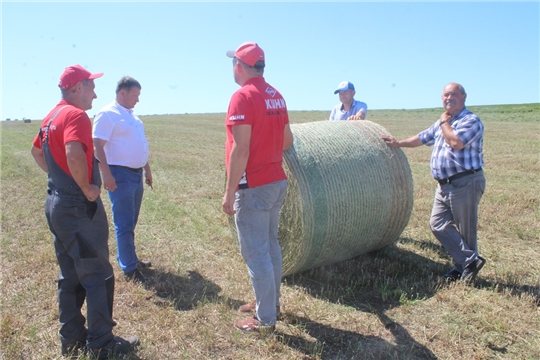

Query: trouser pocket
left=85, top=199, right=98, bottom=220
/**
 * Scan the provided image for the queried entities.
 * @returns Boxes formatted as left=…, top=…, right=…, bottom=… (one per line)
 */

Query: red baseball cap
left=58, top=64, right=104, bottom=90
left=226, top=42, right=265, bottom=68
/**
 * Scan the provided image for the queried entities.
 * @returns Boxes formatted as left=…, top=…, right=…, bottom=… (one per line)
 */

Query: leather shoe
left=461, top=256, right=486, bottom=282
left=443, top=267, right=461, bottom=282
left=88, top=335, right=139, bottom=359
left=138, top=260, right=152, bottom=268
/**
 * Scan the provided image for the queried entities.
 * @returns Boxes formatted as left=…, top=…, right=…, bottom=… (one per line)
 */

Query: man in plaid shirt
left=382, top=83, right=486, bottom=282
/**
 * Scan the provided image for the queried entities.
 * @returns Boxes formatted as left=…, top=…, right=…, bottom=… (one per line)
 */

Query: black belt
left=109, top=165, right=143, bottom=173
left=436, top=168, right=482, bottom=185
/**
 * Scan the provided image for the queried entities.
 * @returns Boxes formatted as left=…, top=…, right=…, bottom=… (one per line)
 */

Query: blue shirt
left=418, top=107, right=484, bottom=180
left=329, top=99, right=368, bottom=120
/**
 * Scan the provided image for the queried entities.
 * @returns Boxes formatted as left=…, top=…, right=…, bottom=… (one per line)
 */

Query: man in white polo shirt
left=93, top=76, right=152, bottom=283
left=329, top=80, right=368, bottom=120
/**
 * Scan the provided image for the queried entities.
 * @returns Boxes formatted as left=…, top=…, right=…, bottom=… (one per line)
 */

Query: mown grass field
left=1, top=103, right=539, bottom=359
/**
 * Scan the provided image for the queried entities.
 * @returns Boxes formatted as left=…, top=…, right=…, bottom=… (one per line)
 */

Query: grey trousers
left=234, top=180, right=288, bottom=326
left=429, top=171, right=486, bottom=271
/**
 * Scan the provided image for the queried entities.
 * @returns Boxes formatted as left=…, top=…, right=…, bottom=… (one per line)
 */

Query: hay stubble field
left=1, top=103, right=539, bottom=359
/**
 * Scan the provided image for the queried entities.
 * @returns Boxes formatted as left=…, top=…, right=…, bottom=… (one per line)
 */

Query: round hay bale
left=229, top=120, right=413, bottom=277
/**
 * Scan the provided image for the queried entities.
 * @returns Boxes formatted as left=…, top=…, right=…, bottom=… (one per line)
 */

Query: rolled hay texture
left=230, top=120, right=413, bottom=277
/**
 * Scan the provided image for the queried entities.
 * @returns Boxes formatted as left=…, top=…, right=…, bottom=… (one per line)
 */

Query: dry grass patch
left=1, top=104, right=538, bottom=359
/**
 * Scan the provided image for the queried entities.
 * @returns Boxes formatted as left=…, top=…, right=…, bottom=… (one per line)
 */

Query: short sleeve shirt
left=33, top=100, right=95, bottom=182
left=418, top=107, right=484, bottom=179
left=92, top=101, right=149, bottom=169
left=329, top=99, right=368, bottom=120
left=225, top=76, right=289, bottom=188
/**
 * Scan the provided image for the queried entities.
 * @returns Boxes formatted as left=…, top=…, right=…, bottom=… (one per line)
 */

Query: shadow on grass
left=284, top=238, right=449, bottom=307
left=400, top=238, right=540, bottom=306
left=143, top=269, right=217, bottom=310
left=282, top=239, right=445, bottom=359
left=282, top=239, right=539, bottom=358
left=138, top=269, right=244, bottom=311
left=397, top=237, right=448, bottom=257
left=475, top=278, right=540, bottom=306
left=278, top=314, right=437, bottom=360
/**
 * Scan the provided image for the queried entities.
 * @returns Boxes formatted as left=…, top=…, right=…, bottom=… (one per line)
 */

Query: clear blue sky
left=2, top=1, right=539, bottom=120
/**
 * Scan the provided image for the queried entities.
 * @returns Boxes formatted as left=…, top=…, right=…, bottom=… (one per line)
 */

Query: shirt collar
left=341, top=99, right=356, bottom=112
left=115, top=101, right=133, bottom=114
left=243, top=76, right=265, bottom=87
left=452, top=107, right=469, bottom=120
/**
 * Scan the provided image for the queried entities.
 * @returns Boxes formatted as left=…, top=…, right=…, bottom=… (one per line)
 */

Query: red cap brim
left=89, top=72, right=104, bottom=80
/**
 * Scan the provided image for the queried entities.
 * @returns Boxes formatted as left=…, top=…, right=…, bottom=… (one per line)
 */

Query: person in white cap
left=222, top=42, right=294, bottom=336
left=329, top=80, right=368, bottom=120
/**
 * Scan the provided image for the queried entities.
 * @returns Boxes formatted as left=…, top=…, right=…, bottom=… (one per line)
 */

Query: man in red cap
left=222, top=42, right=294, bottom=336
left=31, top=64, right=139, bottom=359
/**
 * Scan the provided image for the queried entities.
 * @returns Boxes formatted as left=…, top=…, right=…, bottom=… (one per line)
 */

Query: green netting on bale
left=229, top=120, right=413, bottom=277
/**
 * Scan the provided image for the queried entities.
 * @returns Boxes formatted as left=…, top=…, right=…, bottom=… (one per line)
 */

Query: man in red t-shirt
left=222, top=42, right=294, bottom=335
left=31, top=64, right=139, bottom=358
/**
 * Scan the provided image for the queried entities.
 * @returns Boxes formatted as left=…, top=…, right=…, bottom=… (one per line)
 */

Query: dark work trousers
left=40, top=126, right=115, bottom=349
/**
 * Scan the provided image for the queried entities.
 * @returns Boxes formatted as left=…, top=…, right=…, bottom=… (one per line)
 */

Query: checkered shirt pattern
left=418, top=107, right=484, bottom=180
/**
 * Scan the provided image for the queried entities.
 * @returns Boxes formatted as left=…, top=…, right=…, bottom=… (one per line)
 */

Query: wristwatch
left=440, top=119, right=447, bottom=126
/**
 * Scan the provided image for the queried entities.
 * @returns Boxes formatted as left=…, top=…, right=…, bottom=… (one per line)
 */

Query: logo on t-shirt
left=229, top=115, right=245, bottom=121
left=265, top=87, right=277, bottom=97
left=265, top=98, right=286, bottom=110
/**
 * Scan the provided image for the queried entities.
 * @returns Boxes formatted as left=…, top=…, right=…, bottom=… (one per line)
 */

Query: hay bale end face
left=279, top=120, right=413, bottom=276
left=229, top=120, right=413, bottom=277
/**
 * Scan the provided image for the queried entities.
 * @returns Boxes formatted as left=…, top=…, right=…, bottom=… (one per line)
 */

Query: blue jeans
left=108, top=166, right=144, bottom=273
left=430, top=171, right=486, bottom=271
left=46, top=190, right=115, bottom=349
left=234, top=180, right=288, bottom=326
